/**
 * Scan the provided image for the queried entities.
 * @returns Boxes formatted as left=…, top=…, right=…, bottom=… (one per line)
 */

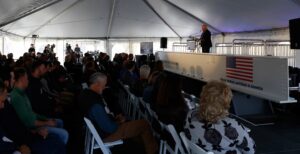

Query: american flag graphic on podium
left=226, top=57, right=253, bottom=83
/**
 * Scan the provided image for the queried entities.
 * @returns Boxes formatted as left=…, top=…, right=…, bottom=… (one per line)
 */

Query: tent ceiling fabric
left=0, top=0, right=60, bottom=27
left=110, top=0, right=177, bottom=37
left=168, top=0, right=300, bottom=33
left=1, top=0, right=300, bottom=38
left=1, top=0, right=78, bottom=36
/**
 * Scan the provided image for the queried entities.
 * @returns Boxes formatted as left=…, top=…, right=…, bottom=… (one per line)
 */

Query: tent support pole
left=105, top=39, right=112, bottom=59
left=163, top=0, right=222, bottom=33
left=143, top=0, right=182, bottom=39
left=2, top=37, right=4, bottom=54
left=106, top=0, right=116, bottom=38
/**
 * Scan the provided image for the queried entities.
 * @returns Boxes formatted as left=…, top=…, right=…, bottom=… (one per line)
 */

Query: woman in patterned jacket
left=184, top=80, right=255, bottom=154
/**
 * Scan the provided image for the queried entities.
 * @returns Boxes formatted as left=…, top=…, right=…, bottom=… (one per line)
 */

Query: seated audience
left=6, top=53, right=15, bottom=68
left=184, top=81, right=255, bottom=154
left=40, top=61, right=58, bottom=97
left=131, top=65, right=151, bottom=97
left=78, top=73, right=158, bottom=154
left=120, top=61, right=138, bottom=86
left=26, top=61, right=54, bottom=116
left=10, top=68, right=69, bottom=145
left=154, top=75, right=188, bottom=132
left=48, top=62, right=69, bottom=92
left=142, top=71, right=165, bottom=105
left=0, top=80, right=66, bottom=154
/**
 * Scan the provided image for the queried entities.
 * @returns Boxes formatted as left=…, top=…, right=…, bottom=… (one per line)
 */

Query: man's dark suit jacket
left=200, top=30, right=212, bottom=48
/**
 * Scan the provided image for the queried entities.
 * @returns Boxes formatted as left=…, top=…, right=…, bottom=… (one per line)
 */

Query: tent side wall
left=212, top=28, right=290, bottom=45
left=0, top=28, right=292, bottom=64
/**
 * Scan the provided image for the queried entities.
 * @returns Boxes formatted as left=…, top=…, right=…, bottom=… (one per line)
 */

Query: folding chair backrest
left=84, top=117, right=111, bottom=154
left=138, top=98, right=153, bottom=121
left=179, top=132, right=214, bottom=154
left=128, top=93, right=139, bottom=120
left=163, top=124, right=186, bottom=154
left=151, top=113, right=164, bottom=138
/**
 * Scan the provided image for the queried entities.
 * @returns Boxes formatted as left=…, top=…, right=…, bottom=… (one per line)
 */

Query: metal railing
left=215, top=43, right=233, bottom=55
left=171, top=39, right=295, bottom=66
left=172, top=42, right=202, bottom=53
left=215, top=39, right=295, bottom=66
left=232, top=39, right=265, bottom=56
left=265, top=40, right=295, bottom=66
left=172, top=42, right=188, bottom=52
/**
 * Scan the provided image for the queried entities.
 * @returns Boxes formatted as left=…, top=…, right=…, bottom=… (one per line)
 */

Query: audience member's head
left=148, top=71, right=161, bottom=85
left=85, top=61, right=96, bottom=72
left=128, top=54, right=134, bottom=61
left=1, top=55, right=7, bottom=61
left=7, top=53, right=13, bottom=59
left=139, top=65, right=151, bottom=80
left=31, top=60, right=45, bottom=78
left=14, top=68, right=29, bottom=90
left=41, top=61, right=51, bottom=75
left=149, top=54, right=155, bottom=62
left=199, top=80, right=233, bottom=124
left=153, top=60, right=164, bottom=72
left=88, top=73, right=107, bottom=94
left=126, top=61, right=136, bottom=71
left=156, top=75, right=184, bottom=107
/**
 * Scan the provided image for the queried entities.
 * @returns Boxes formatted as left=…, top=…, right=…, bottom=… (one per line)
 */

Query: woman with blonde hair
left=184, top=80, right=255, bottom=154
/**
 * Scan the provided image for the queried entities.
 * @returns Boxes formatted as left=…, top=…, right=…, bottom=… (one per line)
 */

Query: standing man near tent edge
left=200, top=24, right=212, bottom=53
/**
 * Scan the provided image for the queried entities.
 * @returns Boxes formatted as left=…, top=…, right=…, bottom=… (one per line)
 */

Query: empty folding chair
left=179, top=132, right=214, bottom=154
left=84, top=117, right=123, bottom=154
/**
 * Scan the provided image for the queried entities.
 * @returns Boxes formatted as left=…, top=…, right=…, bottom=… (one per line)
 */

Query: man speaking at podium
left=200, top=24, right=212, bottom=53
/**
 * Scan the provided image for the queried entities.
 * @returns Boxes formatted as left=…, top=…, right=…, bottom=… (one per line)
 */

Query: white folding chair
left=162, top=124, right=186, bottom=154
left=84, top=117, right=123, bottom=154
left=127, top=93, right=139, bottom=120
left=117, top=80, right=128, bottom=113
left=137, top=98, right=153, bottom=121
left=179, top=132, right=214, bottom=154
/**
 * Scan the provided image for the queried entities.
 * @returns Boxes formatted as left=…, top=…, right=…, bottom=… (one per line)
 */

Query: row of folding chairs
left=117, top=81, right=214, bottom=154
left=83, top=80, right=213, bottom=154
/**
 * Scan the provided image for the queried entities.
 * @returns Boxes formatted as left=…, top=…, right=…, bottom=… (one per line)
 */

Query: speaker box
left=160, top=37, right=168, bottom=48
left=290, top=18, right=300, bottom=49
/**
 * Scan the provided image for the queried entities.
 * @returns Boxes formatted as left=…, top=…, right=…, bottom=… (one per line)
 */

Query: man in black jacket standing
left=200, top=24, right=212, bottom=53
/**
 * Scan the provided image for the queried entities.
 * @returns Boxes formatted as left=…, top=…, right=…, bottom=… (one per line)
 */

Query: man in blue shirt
left=78, top=73, right=158, bottom=154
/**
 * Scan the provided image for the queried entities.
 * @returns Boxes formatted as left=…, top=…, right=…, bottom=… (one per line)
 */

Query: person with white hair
left=139, top=65, right=151, bottom=80
left=78, top=72, right=158, bottom=154
left=200, top=24, right=212, bottom=53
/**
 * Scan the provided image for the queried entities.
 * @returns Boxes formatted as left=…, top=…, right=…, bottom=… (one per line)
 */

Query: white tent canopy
left=1, top=0, right=299, bottom=39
